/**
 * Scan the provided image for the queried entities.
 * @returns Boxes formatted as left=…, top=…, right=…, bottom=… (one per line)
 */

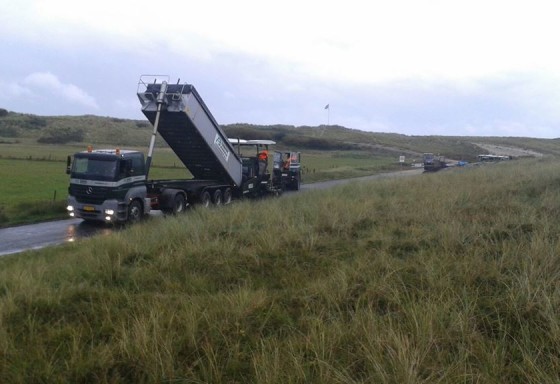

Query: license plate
left=83, top=206, right=95, bottom=212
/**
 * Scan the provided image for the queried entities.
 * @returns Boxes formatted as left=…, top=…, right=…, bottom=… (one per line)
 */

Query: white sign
left=399, top=156, right=405, bottom=163
left=214, top=134, right=230, bottom=162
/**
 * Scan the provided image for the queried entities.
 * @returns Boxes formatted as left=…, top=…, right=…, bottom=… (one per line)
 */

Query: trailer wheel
left=200, top=191, right=211, bottom=208
left=171, top=193, right=186, bottom=214
left=212, top=189, right=222, bottom=206
left=127, top=200, right=143, bottom=223
left=223, top=188, right=232, bottom=205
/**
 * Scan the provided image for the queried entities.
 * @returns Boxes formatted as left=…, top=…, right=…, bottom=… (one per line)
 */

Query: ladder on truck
left=137, top=75, right=243, bottom=186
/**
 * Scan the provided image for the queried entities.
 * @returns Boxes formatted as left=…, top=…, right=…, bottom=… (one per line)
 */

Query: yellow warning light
left=87, top=145, right=93, bottom=152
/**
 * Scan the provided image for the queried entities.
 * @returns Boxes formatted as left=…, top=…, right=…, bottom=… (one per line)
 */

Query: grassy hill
left=2, top=109, right=559, bottom=162
left=1, top=157, right=560, bottom=382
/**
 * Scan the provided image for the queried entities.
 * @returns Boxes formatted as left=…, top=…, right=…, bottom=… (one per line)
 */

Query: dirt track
left=473, top=143, right=544, bottom=158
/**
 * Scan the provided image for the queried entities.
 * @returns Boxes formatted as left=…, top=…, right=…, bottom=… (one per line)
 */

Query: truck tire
left=127, top=200, right=143, bottom=223
left=292, top=176, right=301, bottom=191
left=212, top=189, right=222, bottom=206
left=223, top=188, right=232, bottom=205
left=200, top=191, right=211, bottom=208
left=171, top=193, right=186, bottom=214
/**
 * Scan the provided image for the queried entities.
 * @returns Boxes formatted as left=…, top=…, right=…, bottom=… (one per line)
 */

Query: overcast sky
left=1, top=0, right=560, bottom=138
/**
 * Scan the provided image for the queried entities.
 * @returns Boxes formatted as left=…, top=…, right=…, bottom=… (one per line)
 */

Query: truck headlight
left=67, top=205, right=74, bottom=212
left=104, top=209, right=115, bottom=215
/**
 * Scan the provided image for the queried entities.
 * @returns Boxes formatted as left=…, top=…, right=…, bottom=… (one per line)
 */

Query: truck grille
left=70, top=184, right=109, bottom=205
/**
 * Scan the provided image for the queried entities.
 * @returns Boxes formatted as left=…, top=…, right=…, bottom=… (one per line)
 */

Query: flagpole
left=321, top=104, right=330, bottom=137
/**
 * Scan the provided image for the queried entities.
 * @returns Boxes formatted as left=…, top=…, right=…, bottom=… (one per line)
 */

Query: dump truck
left=66, top=76, right=288, bottom=224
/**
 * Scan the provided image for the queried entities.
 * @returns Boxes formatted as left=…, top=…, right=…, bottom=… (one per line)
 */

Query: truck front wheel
left=127, top=200, right=144, bottom=223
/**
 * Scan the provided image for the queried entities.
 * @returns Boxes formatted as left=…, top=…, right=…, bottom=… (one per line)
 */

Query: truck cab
left=66, top=148, right=149, bottom=223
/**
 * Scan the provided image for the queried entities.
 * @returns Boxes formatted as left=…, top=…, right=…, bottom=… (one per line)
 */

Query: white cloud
left=6, top=0, right=560, bottom=84
left=5, top=82, right=33, bottom=98
left=113, top=98, right=141, bottom=114
left=22, top=72, right=99, bottom=109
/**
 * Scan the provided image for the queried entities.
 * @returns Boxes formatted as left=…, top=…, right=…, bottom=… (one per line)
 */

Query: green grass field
left=300, top=151, right=400, bottom=182
left=1, top=158, right=560, bottom=382
left=0, top=159, right=67, bottom=204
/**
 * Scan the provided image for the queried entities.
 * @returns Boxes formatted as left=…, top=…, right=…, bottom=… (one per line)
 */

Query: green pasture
left=301, top=151, right=401, bottom=182
left=0, top=159, right=68, bottom=205
left=0, top=141, right=80, bottom=160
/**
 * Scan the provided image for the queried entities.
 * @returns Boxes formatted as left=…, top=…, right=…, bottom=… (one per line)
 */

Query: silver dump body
left=137, top=77, right=243, bottom=186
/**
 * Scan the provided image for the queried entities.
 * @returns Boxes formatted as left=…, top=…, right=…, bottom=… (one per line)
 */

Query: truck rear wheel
left=223, top=188, right=232, bottom=205
left=200, top=191, right=211, bottom=208
left=212, top=189, right=222, bottom=206
left=128, top=200, right=143, bottom=223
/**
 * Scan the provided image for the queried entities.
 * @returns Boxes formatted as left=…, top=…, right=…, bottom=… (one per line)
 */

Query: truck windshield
left=72, top=157, right=118, bottom=181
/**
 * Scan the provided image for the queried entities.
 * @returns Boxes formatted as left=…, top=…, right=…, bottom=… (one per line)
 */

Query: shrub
left=0, top=125, right=19, bottom=137
left=283, top=135, right=357, bottom=150
left=26, top=116, right=48, bottom=129
left=38, top=126, right=85, bottom=144
left=135, top=121, right=150, bottom=129
left=0, top=205, right=7, bottom=224
left=223, top=125, right=275, bottom=141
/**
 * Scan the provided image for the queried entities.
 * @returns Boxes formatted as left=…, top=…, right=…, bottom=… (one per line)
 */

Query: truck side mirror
left=66, top=155, right=72, bottom=174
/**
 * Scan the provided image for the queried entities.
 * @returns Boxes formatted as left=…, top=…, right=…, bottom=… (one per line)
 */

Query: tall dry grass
left=1, top=158, right=560, bottom=383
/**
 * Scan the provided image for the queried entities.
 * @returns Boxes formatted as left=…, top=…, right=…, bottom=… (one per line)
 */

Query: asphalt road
left=0, top=168, right=423, bottom=257
left=0, top=219, right=116, bottom=257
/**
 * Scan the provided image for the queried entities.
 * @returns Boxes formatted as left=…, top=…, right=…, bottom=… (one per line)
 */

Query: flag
left=324, top=104, right=329, bottom=110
